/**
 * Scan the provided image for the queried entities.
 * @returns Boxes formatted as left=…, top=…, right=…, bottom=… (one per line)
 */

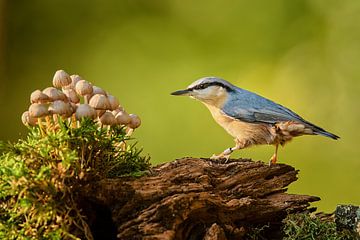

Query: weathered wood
left=82, top=158, right=320, bottom=240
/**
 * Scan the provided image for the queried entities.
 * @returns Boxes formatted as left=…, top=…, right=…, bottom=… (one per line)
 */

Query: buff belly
left=205, top=104, right=313, bottom=148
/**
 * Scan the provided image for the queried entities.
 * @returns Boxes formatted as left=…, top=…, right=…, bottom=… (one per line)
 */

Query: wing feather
left=222, top=89, right=305, bottom=125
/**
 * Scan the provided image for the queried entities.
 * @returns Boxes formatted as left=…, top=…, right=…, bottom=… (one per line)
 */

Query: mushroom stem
left=71, top=114, right=77, bottom=128
left=53, top=114, right=59, bottom=129
left=37, top=118, right=45, bottom=136
left=45, top=115, right=51, bottom=129
left=84, top=95, right=90, bottom=104
left=119, top=141, right=127, bottom=151
left=118, top=128, right=135, bottom=150
left=126, top=128, right=134, bottom=137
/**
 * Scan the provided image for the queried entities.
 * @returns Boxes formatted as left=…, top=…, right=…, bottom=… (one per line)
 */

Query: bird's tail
left=313, top=128, right=340, bottom=140
left=303, top=120, right=340, bottom=140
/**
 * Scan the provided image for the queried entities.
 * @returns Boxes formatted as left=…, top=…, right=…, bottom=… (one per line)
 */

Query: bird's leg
left=269, top=144, right=279, bottom=166
left=211, top=139, right=243, bottom=160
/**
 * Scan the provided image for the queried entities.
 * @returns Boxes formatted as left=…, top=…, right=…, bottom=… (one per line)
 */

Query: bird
left=171, top=77, right=339, bottom=165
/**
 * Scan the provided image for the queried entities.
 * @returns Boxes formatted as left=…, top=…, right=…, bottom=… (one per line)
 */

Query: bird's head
left=171, top=77, right=235, bottom=107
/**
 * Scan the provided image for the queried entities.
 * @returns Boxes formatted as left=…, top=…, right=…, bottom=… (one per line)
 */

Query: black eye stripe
left=189, top=82, right=234, bottom=92
left=194, top=83, right=210, bottom=90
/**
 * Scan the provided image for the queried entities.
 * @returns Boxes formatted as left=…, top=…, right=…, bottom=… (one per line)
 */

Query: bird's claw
left=210, top=153, right=231, bottom=163
left=268, top=154, right=277, bottom=166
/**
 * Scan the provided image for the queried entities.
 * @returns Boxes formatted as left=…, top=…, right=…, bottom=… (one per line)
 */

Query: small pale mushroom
left=53, top=70, right=72, bottom=88
left=48, top=100, right=73, bottom=117
left=28, top=103, right=49, bottom=118
left=62, top=89, right=80, bottom=104
left=21, top=111, right=37, bottom=126
left=89, top=94, right=110, bottom=111
left=43, top=87, right=67, bottom=102
left=75, top=104, right=97, bottom=120
left=128, top=114, right=141, bottom=129
left=63, top=74, right=82, bottom=90
left=107, top=95, right=119, bottom=110
left=112, top=106, right=125, bottom=116
left=30, top=89, right=50, bottom=104
left=92, top=86, right=107, bottom=96
left=75, top=80, right=93, bottom=103
left=75, top=80, right=93, bottom=96
left=115, top=111, right=131, bottom=125
left=99, top=111, right=116, bottom=126
left=112, top=109, right=120, bottom=116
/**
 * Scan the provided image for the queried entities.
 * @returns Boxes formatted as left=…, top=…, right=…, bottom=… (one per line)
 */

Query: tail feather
left=302, top=120, right=340, bottom=140
left=314, top=129, right=340, bottom=140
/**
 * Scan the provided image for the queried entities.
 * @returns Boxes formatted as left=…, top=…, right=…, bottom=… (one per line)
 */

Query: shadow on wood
left=81, top=158, right=320, bottom=240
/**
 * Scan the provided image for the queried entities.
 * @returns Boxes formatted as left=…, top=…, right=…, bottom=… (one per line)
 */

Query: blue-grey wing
left=221, top=88, right=340, bottom=140
left=222, top=89, right=307, bottom=125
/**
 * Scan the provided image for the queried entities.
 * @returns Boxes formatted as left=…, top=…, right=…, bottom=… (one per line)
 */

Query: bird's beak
left=170, top=89, right=191, bottom=96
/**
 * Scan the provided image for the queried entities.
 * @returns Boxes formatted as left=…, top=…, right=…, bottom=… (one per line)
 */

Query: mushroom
left=112, top=107, right=125, bottom=116
left=99, top=111, right=116, bottom=126
left=21, top=111, right=37, bottom=126
left=53, top=70, right=72, bottom=88
left=28, top=103, right=49, bottom=118
left=63, top=74, right=82, bottom=90
left=107, top=95, right=119, bottom=110
left=75, top=80, right=93, bottom=104
left=30, top=89, right=49, bottom=104
left=48, top=100, right=73, bottom=117
left=75, top=80, right=93, bottom=96
left=128, top=114, right=141, bottom=129
left=115, top=111, right=131, bottom=125
left=89, top=94, right=110, bottom=111
left=63, top=89, right=80, bottom=103
left=43, top=87, right=67, bottom=102
left=92, top=86, right=107, bottom=96
left=75, top=104, right=97, bottom=120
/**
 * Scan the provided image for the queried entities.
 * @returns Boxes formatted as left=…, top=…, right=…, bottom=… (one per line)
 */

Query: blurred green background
left=0, top=0, right=359, bottom=212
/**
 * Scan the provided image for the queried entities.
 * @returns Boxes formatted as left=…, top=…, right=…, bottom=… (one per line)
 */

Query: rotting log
left=81, top=158, right=320, bottom=240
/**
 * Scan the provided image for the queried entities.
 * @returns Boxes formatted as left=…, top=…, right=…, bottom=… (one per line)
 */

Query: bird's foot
left=210, top=153, right=231, bottom=162
left=269, top=154, right=277, bottom=166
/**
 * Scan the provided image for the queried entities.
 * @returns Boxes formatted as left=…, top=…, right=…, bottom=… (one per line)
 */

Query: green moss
left=282, top=213, right=355, bottom=240
left=0, top=118, right=150, bottom=240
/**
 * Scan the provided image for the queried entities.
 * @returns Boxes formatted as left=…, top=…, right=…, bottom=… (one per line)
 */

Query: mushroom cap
left=29, top=103, right=49, bottom=118
left=99, top=111, right=116, bottom=126
left=30, top=89, right=50, bottom=103
left=75, top=104, right=97, bottom=120
left=75, top=80, right=93, bottom=96
left=53, top=70, right=72, bottom=88
left=63, top=74, right=82, bottom=90
left=115, top=111, right=131, bottom=125
left=128, top=114, right=141, bottom=129
left=96, top=109, right=106, bottom=117
left=48, top=100, right=73, bottom=117
left=89, top=94, right=110, bottom=110
left=107, top=95, right=119, bottom=110
left=63, top=89, right=80, bottom=103
left=43, top=87, right=67, bottom=102
left=92, top=86, right=107, bottom=96
left=112, top=107, right=125, bottom=116
left=21, top=111, right=37, bottom=126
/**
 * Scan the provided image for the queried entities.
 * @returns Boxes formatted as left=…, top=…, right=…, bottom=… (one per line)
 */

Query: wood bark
left=81, top=158, right=320, bottom=240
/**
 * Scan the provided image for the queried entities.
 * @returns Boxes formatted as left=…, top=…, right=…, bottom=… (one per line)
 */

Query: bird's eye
left=194, top=83, right=209, bottom=90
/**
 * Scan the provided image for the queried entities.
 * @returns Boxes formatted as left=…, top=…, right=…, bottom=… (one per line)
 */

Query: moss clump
left=0, top=118, right=150, bottom=240
left=282, top=213, right=355, bottom=240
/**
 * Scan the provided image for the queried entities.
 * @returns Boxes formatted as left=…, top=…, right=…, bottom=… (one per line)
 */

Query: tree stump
left=81, top=158, right=320, bottom=240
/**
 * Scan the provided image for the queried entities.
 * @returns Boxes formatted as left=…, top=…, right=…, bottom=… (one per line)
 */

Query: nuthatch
left=171, top=77, right=339, bottom=164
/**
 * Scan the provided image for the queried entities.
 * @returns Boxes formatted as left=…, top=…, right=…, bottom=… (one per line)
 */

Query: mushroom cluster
left=22, top=70, right=141, bottom=133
